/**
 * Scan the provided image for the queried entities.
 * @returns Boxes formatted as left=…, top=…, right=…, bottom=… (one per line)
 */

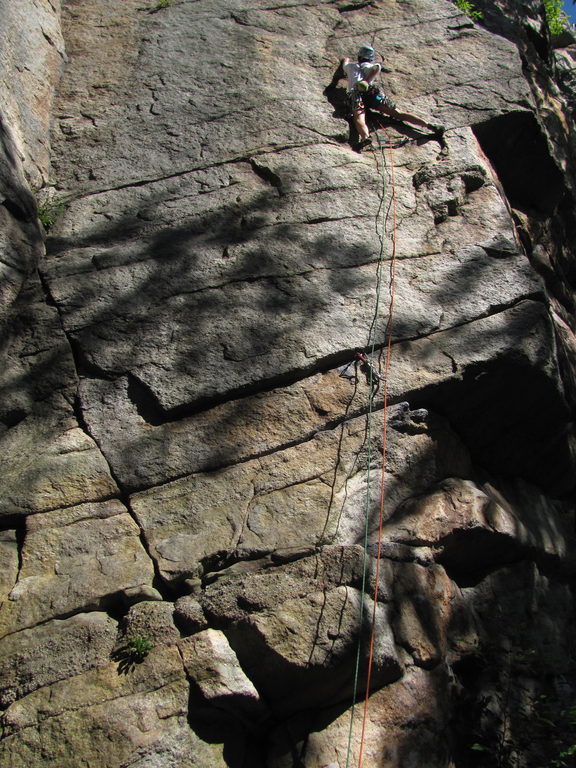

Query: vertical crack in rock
left=75, top=400, right=172, bottom=601
left=127, top=495, right=184, bottom=602
left=13, top=521, right=25, bottom=587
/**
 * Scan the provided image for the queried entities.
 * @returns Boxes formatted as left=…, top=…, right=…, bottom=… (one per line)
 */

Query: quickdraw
left=340, top=351, right=384, bottom=391
left=355, top=351, right=384, bottom=389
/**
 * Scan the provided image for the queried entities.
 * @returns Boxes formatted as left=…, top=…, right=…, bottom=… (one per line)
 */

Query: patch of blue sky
left=562, top=0, right=576, bottom=26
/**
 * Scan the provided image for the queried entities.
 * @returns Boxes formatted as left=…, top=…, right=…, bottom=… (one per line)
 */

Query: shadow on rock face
left=473, top=111, right=565, bottom=216
left=439, top=357, right=572, bottom=494
left=404, top=302, right=575, bottom=496
left=43, top=179, right=381, bottom=417
left=450, top=560, right=576, bottom=768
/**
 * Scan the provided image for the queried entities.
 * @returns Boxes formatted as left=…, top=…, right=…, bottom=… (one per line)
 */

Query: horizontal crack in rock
left=58, top=142, right=333, bottom=203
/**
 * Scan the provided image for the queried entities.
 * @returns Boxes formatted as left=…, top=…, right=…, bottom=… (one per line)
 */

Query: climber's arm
left=363, top=62, right=381, bottom=83
left=327, top=58, right=349, bottom=89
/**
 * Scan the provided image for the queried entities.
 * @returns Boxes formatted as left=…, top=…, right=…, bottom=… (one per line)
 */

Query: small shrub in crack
left=112, top=635, right=154, bottom=673
left=543, top=0, right=569, bottom=35
left=36, top=195, right=67, bottom=232
left=453, top=0, right=483, bottom=21
left=127, top=635, right=153, bottom=662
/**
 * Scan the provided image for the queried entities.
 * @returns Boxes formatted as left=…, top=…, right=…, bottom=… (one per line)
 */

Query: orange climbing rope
left=356, top=134, right=399, bottom=768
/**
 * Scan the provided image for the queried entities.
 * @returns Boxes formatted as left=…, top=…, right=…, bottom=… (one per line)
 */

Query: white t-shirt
left=343, top=60, right=381, bottom=92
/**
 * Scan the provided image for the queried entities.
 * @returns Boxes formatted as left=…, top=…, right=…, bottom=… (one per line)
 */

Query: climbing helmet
left=357, top=45, right=375, bottom=61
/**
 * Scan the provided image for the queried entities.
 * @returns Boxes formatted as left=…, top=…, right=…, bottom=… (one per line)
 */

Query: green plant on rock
left=453, top=0, right=483, bottom=22
left=543, top=0, right=569, bottom=35
left=536, top=699, right=576, bottom=768
left=37, top=195, right=66, bottom=231
left=463, top=640, right=576, bottom=768
left=154, top=0, right=172, bottom=9
left=549, top=742, right=576, bottom=768
left=111, top=635, right=154, bottom=674
left=127, top=635, right=153, bottom=662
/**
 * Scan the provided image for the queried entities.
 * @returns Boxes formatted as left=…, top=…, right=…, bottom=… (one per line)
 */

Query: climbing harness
left=348, top=81, right=396, bottom=121
left=344, top=129, right=399, bottom=768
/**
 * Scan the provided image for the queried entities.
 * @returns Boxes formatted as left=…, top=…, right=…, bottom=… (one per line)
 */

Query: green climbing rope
left=344, top=130, right=392, bottom=768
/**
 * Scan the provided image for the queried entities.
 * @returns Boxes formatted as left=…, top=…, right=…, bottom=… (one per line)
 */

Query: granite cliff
left=1, top=0, right=576, bottom=766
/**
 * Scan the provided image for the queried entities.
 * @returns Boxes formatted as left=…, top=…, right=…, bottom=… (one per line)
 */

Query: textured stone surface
left=122, top=599, right=180, bottom=648
left=174, top=596, right=209, bottom=635
left=179, top=629, right=267, bottom=720
left=0, top=132, right=43, bottom=324
left=234, top=585, right=401, bottom=714
left=0, top=0, right=50, bottom=319
left=0, top=499, right=154, bottom=638
left=0, top=612, right=117, bottom=708
left=0, top=646, right=227, bottom=768
left=40, top=0, right=539, bottom=426
left=45, top=135, right=541, bottom=416
left=0, top=272, right=77, bottom=428
left=383, top=476, right=576, bottom=581
left=199, top=548, right=403, bottom=714
left=392, top=561, right=458, bottom=669
left=0, top=209, right=43, bottom=326
left=267, top=665, right=453, bottom=768
left=0, top=0, right=575, bottom=765
left=0, top=393, right=118, bottom=517
left=129, top=404, right=470, bottom=583
left=0, top=0, right=64, bottom=186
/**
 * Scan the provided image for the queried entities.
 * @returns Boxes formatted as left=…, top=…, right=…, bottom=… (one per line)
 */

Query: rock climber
left=337, top=44, right=444, bottom=151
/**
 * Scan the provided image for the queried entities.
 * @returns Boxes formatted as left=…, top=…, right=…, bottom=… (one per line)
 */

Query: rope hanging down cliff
left=344, top=130, right=399, bottom=768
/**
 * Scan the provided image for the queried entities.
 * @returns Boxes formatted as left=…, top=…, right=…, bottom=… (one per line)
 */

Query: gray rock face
left=0, top=499, right=154, bottom=638
left=0, top=0, right=54, bottom=319
left=128, top=403, right=470, bottom=584
left=179, top=628, right=268, bottom=721
left=202, top=550, right=404, bottom=716
left=0, top=612, right=118, bottom=708
left=0, top=0, right=64, bottom=186
left=0, top=394, right=118, bottom=518
left=0, top=122, right=43, bottom=322
left=0, top=645, right=224, bottom=768
left=45, top=132, right=539, bottom=414
left=0, top=274, right=77, bottom=427
left=1, top=0, right=576, bottom=766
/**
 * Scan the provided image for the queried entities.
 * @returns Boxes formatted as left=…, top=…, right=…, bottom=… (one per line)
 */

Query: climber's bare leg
left=377, top=104, right=433, bottom=131
left=352, top=106, right=371, bottom=141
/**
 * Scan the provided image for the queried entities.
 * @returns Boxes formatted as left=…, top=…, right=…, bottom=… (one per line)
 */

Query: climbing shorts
left=348, top=85, right=395, bottom=113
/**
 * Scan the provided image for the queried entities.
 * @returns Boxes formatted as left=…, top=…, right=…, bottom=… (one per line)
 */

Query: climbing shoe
left=429, top=123, right=445, bottom=137
left=354, top=136, right=373, bottom=152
